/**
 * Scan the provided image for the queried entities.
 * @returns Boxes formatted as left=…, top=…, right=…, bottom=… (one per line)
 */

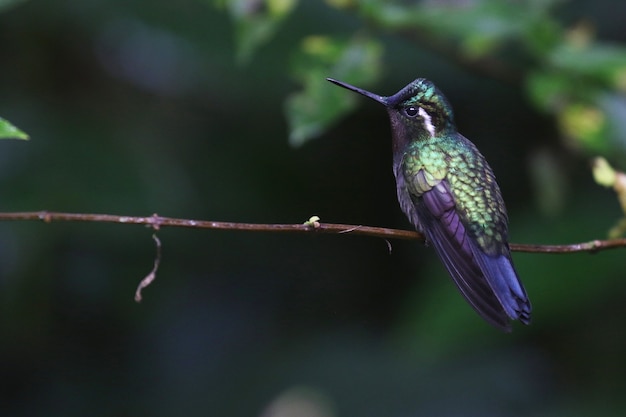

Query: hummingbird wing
left=409, top=177, right=530, bottom=331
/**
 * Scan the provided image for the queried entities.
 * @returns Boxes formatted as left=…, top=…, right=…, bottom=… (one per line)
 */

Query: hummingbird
left=327, top=77, right=531, bottom=331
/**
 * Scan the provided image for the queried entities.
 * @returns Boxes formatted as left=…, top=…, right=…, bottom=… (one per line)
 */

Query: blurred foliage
left=285, top=35, right=382, bottom=145
left=213, top=0, right=298, bottom=63
left=0, top=117, right=29, bottom=140
left=592, top=157, right=626, bottom=237
left=3, top=0, right=626, bottom=416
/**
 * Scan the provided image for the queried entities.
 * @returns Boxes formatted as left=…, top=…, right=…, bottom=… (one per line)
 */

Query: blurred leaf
left=548, top=41, right=626, bottom=90
left=285, top=35, right=382, bottom=146
left=526, top=70, right=589, bottom=113
left=608, top=218, right=626, bottom=238
left=592, top=156, right=617, bottom=188
left=558, top=101, right=609, bottom=153
left=522, top=14, right=562, bottom=57
left=592, top=157, right=626, bottom=237
left=215, top=0, right=298, bottom=63
left=527, top=75, right=626, bottom=158
left=0, top=117, right=29, bottom=140
left=527, top=72, right=616, bottom=155
left=356, top=0, right=558, bottom=58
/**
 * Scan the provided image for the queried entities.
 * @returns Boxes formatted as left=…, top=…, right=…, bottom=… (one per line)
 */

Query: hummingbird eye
left=404, top=106, right=419, bottom=117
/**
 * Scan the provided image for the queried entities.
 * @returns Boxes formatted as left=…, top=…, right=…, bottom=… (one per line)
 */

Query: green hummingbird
left=327, top=77, right=531, bottom=331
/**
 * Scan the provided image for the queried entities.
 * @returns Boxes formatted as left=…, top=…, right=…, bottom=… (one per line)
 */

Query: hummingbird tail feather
left=427, top=220, right=514, bottom=330
left=470, top=249, right=531, bottom=325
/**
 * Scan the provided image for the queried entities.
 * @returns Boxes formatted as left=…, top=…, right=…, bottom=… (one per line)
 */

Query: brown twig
left=0, top=210, right=624, bottom=254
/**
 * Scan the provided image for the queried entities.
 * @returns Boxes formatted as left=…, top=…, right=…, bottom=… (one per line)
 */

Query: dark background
left=1, top=1, right=626, bottom=416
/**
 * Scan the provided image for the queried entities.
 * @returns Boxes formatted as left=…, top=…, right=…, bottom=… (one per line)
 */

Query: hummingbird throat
left=417, top=107, right=436, bottom=137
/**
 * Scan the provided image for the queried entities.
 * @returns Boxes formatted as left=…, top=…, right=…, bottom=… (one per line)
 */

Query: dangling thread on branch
left=134, top=233, right=162, bottom=302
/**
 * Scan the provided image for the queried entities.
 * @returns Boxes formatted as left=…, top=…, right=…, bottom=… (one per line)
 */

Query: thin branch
left=0, top=210, right=624, bottom=254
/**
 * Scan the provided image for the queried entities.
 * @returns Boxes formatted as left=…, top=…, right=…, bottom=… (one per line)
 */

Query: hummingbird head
left=327, top=78, right=456, bottom=141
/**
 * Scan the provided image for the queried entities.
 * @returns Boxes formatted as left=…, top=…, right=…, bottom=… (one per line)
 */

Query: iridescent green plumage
left=403, top=137, right=507, bottom=254
left=327, top=77, right=531, bottom=331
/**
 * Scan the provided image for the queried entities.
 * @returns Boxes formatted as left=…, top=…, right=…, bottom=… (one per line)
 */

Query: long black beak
left=326, top=78, right=388, bottom=106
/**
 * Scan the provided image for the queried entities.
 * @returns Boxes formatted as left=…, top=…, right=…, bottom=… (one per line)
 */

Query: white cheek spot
left=418, top=107, right=435, bottom=137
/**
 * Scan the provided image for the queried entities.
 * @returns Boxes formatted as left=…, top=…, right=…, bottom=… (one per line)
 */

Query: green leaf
left=592, top=157, right=617, bottom=188
left=527, top=71, right=626, bottom=157
left=0, top=117, right=29, bottom=140
left=525, top=70, right=594, bottom=113
left=558, top=101, right=609, bottom=154
left=525, top=71, right=565, bottom=112
left=285, top=35, right=382, bottom=146
left=591, top=157, right=626, bottom=237
left=548, top=41, right=626, bottom=89
left=357, top=0, right=547, bottom=58
left=215, top=0, right=298, bottom=64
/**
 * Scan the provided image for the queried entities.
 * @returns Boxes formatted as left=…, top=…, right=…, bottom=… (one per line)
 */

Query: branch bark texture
left=0, top=211, right=623, bottom=254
